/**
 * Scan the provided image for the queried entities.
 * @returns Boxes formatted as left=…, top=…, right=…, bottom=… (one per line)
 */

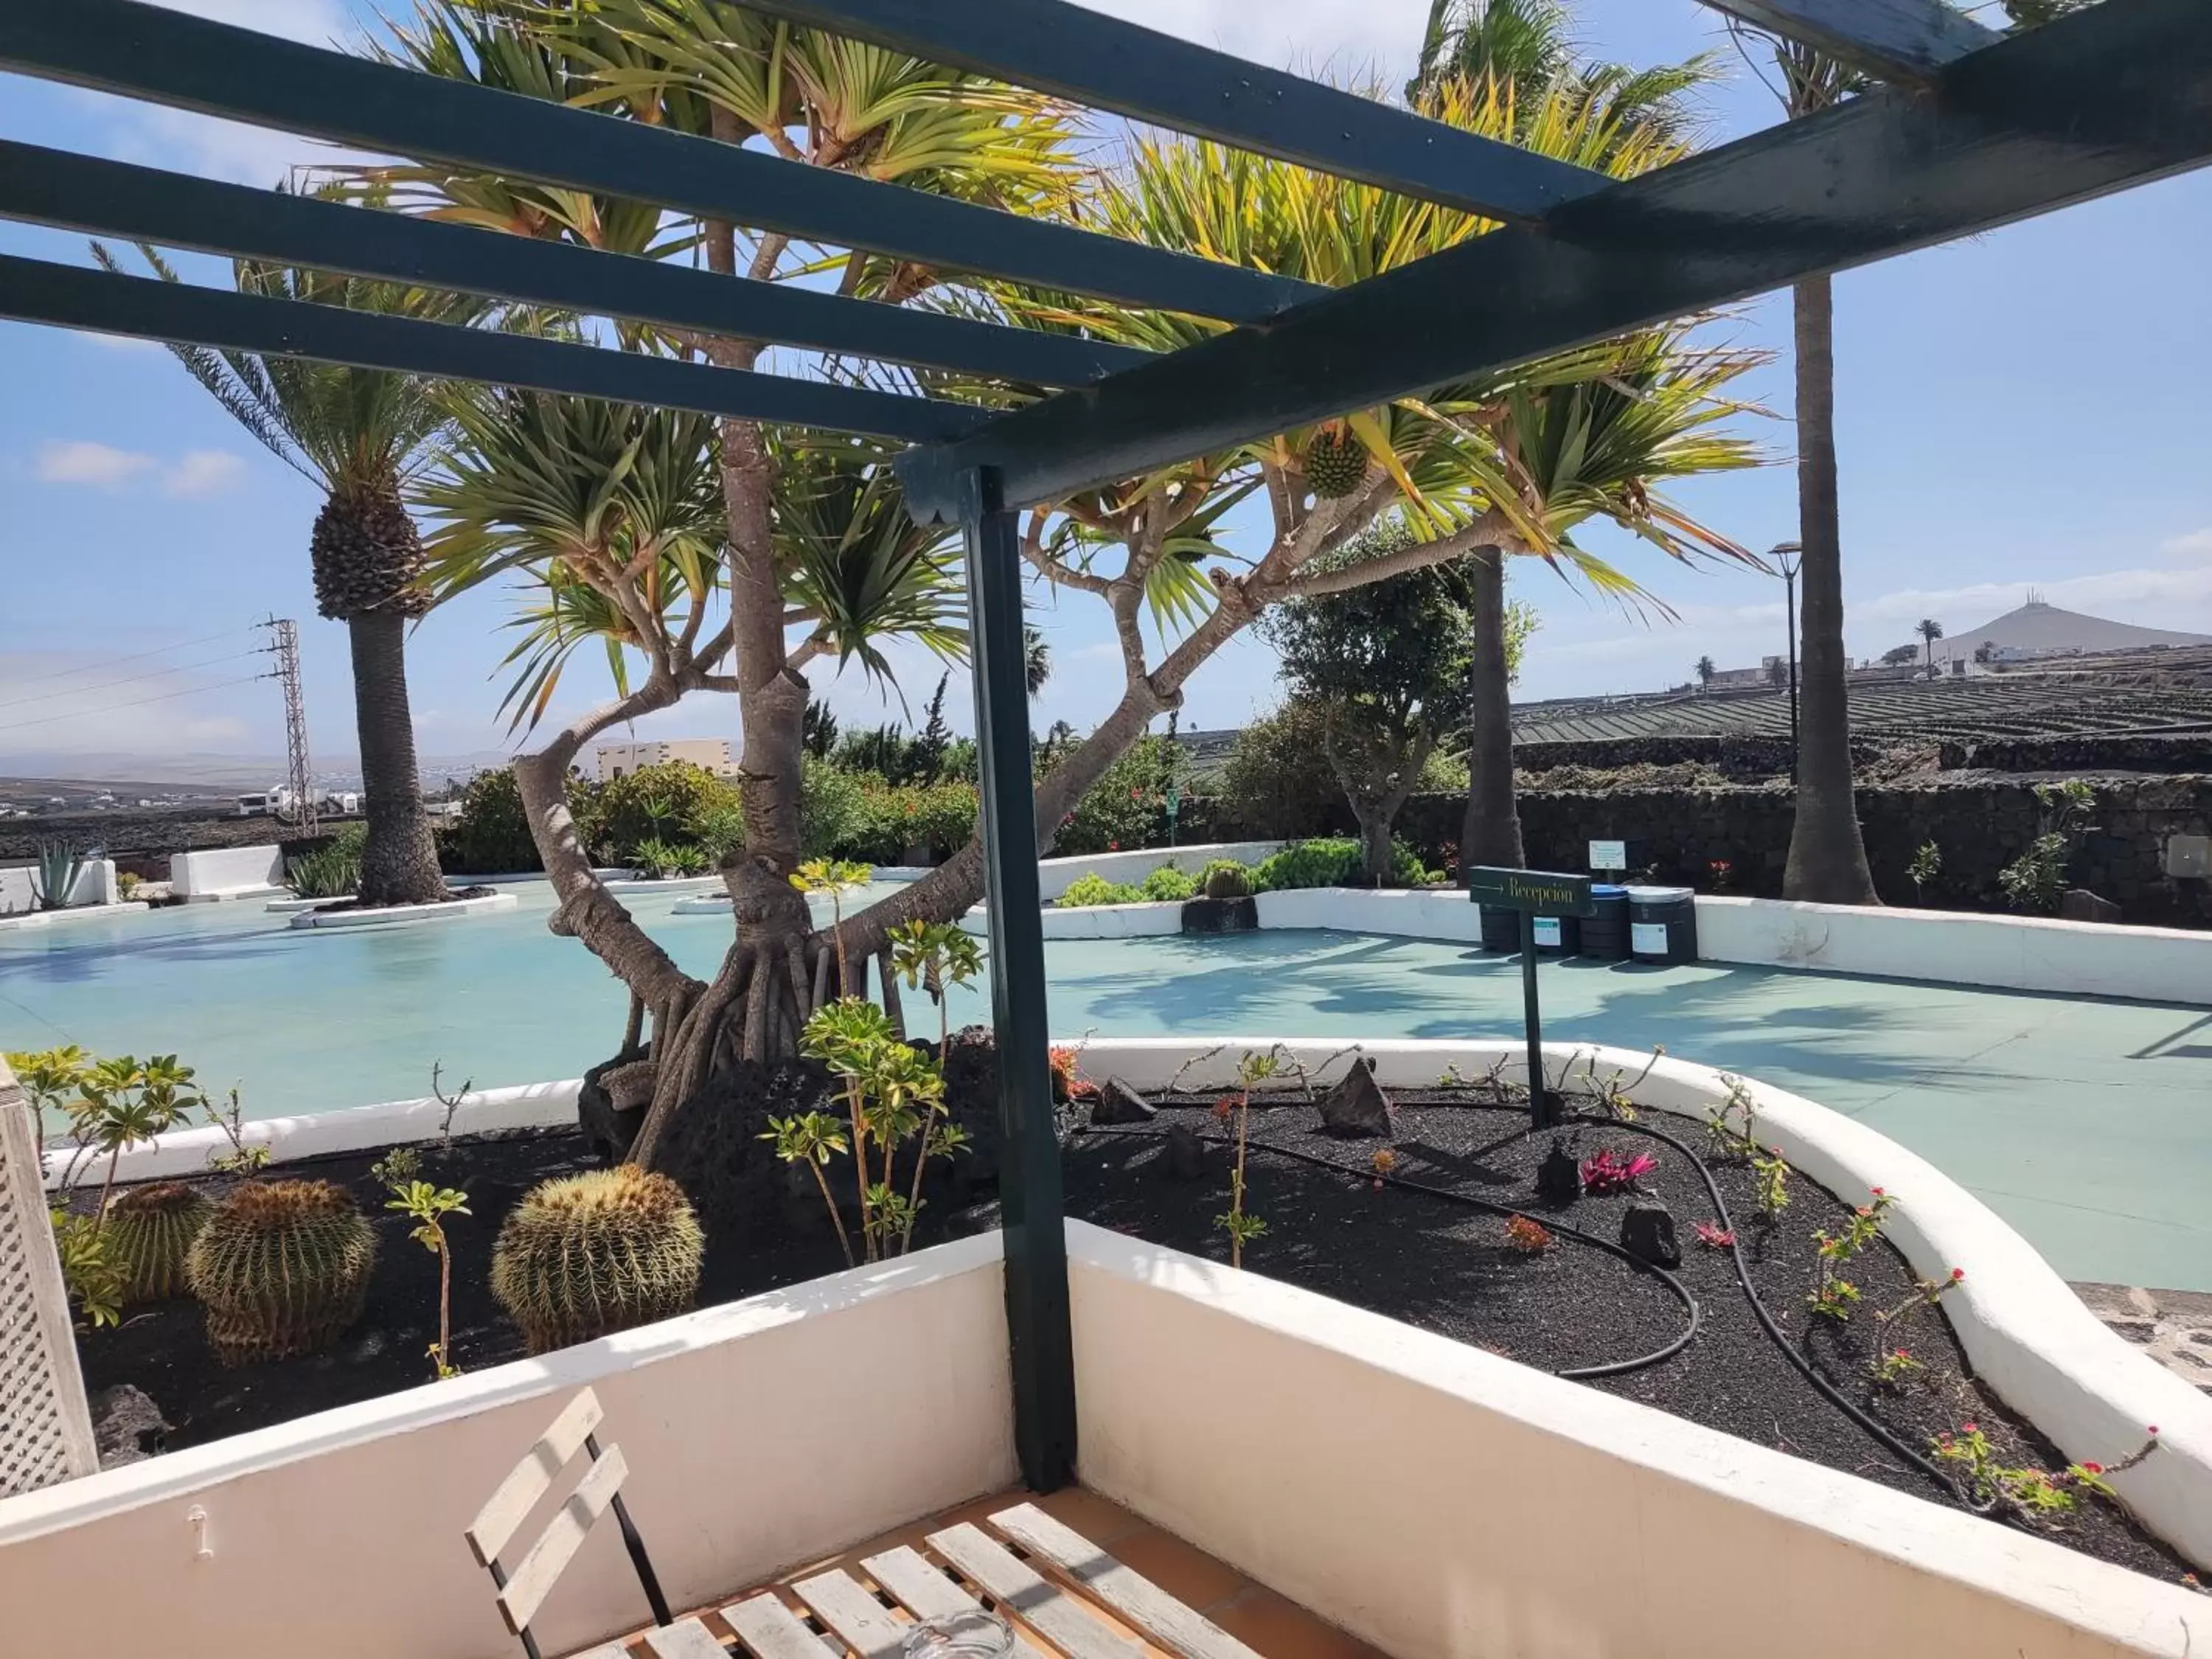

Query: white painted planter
left=1033, top=900, right=1185, bottom=939
left=444, top=867, right=634, bottom=886
left=1071, top=1035, right=2212, bottom=1569
left=170, top=844, right=287, bottom=902
left=285, top=891, right=518, bottom=931
left=1034, top=840, right=1282, bottom=902
left=598, top=874, right=726, bottom=897
left=0, top=858, right=118, bottom=916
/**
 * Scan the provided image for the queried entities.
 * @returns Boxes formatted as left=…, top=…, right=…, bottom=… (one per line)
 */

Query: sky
left=4, top=0, right=2211, bottom=776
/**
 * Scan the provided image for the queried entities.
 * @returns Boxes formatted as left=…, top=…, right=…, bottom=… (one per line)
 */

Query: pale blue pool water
left=3, top=884, right=2207, bottom=1290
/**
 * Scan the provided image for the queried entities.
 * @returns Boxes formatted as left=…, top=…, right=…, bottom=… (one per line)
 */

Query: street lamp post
left=1771, top=540, right=1803, bottom=784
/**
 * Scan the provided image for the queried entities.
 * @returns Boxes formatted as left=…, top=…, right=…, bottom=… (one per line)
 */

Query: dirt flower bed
left=69, top=1069, right=2195, bottom=1588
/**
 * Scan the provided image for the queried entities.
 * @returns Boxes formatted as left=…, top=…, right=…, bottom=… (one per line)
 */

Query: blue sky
left=4, top=0, right=2211, bottom=774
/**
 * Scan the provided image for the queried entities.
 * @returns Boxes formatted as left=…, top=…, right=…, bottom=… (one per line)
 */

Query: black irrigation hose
left=1077, top=1123, right=1702, bottom=1380
left=1558, top=1110, right=1999, bottom=1515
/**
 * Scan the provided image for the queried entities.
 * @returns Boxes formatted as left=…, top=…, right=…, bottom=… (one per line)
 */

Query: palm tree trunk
left=1782, top=275, right=1879, bottom=905
left=347, top=609, right=446, bottom=907
left=1459, top=548, right=1524, bottom=874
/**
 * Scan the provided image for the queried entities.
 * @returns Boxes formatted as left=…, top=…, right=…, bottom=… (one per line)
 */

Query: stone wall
left=1203, top=776, right=2212, bottom=927
left=1937, top=734, right=2212, bottom=775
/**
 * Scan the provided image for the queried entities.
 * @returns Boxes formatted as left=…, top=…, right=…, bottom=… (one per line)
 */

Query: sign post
left=1466, top=866, right=1596, bottom=1127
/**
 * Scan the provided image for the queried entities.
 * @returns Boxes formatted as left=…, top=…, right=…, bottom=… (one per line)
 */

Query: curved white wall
left=1074, top=1036, right=2212, bottom=1570
left=1034, top=841, right=1281, bottom=902
left=170, top=844, right=288, bottom=902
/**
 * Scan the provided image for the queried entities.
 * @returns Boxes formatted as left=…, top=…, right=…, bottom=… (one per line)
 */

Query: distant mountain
left=0, top=748, right=517, bottom=793
left=1908, top=600, right=2212, bottom=665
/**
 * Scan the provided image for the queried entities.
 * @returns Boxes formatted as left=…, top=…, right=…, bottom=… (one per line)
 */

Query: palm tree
left=1695, top=655, right=1717, bottom=687
left=1918, top=617, right=1945, bottom=679
left=95, top=240, right=486, bottom=906
left=1024, top=627, right=1052, bottom=697
left=1728, top=34, right=1882, bottom=905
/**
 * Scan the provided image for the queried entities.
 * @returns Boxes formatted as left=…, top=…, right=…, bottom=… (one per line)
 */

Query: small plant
left=1907, top=840, right=1942, bottom=905
left=103, top=1181, right=212, bottom=1304
left=1057, top=872, right=1144, bottom=908
left=1704, top=1075, right=1761, bottom=1162
left=1139, top=864, right=1197, bottom=902
left=187, top=1180, right=379, bottom=1364
left=374, top=1148, right=470, bottom=1380
left=115, top=871, right=142, bottom=902
left=1809, top=1189, right=1896, bottom=1321
left=204, top=1085, right=271, bottom=1175
left=1579, top=1147, right=1658, bottom=1196
left=286, top=824, right=365, bottom=900
left=1870, top=1347, right=1925, bottom=1391
left=1214, top=1050, right=1278, bottom=1267
left=1200, top=860, right=1251, bottom=900
left=1692, top=1220, right=1736, bottom=1251
left=630, top=837, right=710, bottom=880
left=1930, top=1422, right=2156, bottom=1520
left=764, top=1111, right=855, bottom=1265
left=1750, top=1144, right=1791, bottom=1220
left=888, top=919, right=987, bottom=1065
left=6, top=1043, right=88, bottom=1146
left=490, top=1166, right=703, bottom=1354
left=1998, top=779, right=2096, bottom=914
left=1504, top=1214, right=1554, bottom=1253
left=32, top=839, right=89, bottom=911
left=65, top=1055, right=204, bottom=1220
left=1876, top=1265, right=1966, bottom=1325
left=791, top=857, right=872, bottom=990
left=49, top=1208, right=126, bottom=1329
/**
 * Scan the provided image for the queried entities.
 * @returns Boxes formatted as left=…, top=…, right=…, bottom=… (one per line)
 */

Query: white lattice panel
left=0, top=1056, right=97, bottom=1496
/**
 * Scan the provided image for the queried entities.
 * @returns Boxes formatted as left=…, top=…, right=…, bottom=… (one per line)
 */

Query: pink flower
left=2149, top=1425, right=2161, bottom=1436
left=1950, top=1267, right=1966, bottom=1281
left=1871, top=1186, right=1885, bottom=1197
left=1108, top=839, right=1119, bottom=851
left=1961, top=1422, right=1979, bottom=1435
left=2081, top=1461, right=2104, bottom=1475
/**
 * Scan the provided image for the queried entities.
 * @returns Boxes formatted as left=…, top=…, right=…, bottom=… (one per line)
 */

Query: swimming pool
left=4, top=883, right=2206, bottom=1290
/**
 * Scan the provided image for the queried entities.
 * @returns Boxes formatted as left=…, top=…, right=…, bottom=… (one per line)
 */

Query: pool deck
left=2, top=886, right=2205, bottom=1291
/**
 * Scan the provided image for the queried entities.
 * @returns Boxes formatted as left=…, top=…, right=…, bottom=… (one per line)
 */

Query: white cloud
left=1081, top=0, right=1430, bottom=85
left=165, top=451, right=248, bottom=498
left=2160, top=528, right=2212, bottom=564
left=35, top=441, right=157, bottom=489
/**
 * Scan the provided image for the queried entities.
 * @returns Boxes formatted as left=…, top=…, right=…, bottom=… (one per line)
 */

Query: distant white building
left=594, top=739, right=737, bottom=782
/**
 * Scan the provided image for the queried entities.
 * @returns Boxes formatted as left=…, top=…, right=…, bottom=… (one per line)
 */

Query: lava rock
left=1534, top=1136, right=1583, bottom=1204
left=1164, top=1123, right=1208, bottom=1181
left=1180, top=896, right=1259, bottom=934
left=2060, top=888, right=2123, bottom=925
left=577, top=1051, right=654, bottom=1164
left=91, top=1383, right=170, bottom=1468
left=1318, top=1057, right=1394, bottom=1138
left=1620, top=1200, right=1681, bottom=1269
left=1091, top=1077, right=1158, bottom=1127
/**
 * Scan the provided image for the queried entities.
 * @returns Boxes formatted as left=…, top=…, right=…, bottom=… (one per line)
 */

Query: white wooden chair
left=466, top=1388, right=674, bottom=1659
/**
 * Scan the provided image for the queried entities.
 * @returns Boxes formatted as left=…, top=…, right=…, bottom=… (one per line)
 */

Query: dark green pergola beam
left=0, top=254, right=987, bottom=445
left=734, top=0, right=1610, bottom=223
left=0, top=0, right=1318, bottom=325
left=898, top=0, right=2212, bottom=518
left=1694, top=0, right=2000, bottom=87
left=0, top=142, right=1144, bottom=388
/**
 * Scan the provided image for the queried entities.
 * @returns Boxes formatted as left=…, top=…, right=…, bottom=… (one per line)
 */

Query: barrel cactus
left=105, top=1181, right=211, bottom=1304
left=186, top=1180, right=378, bottom=1364
left=1202, top=860, right=1252, bottom=900
left=491, top=1166, right=704, bottom=1354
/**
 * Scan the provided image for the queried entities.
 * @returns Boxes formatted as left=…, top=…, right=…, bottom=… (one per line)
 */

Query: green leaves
left=764, top=1110, right=851, bottom=1167
left=386, top=1180, right=473, bottom=1253
left=888, top=919, right=984, bottom=1005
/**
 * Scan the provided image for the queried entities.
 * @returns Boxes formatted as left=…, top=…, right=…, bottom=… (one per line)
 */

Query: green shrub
left=1057, top=873, right=1145, bottom=908
left=1201, top=860, right=1252, bottom=900
left=286, top=823, right=366, bottom=899
left=439, top=768, right=547, bottom=874
left=490, top=1166, right=704, bottom=1354
left=1140, top=865, right=1197, bottom=902
left=630, top=838, right=711, bottom=879
left=800, top=755, right=869, bottom=858
left=187, top=1180, right=378, bottom=1365
left=848, top=780, right=978, bottom=864
left=105, top=1180, right=211, bottom=1304
left=594, top=761, right=737, bottom=863
left=1253, top=838, right=1362, bottom=891
left=1053, top=735, right=1182, bottom=856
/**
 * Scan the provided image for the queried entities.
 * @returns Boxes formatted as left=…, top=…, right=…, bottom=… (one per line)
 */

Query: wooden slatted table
left=607, top=1504, right=1267, bottom=1659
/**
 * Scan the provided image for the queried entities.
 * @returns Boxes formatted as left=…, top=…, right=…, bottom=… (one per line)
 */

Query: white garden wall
left=0, top=1234, right=1016, bottom=1659
left=1070, top=1221, right=2211, bottom=1659
left=1033, top=840, right=1281, bottom=902
left=1075, top=1037, right=2212, bottom=1569
left=0, top=858, right=119, bottom=917
left=170, top=844, right=286, bottom=902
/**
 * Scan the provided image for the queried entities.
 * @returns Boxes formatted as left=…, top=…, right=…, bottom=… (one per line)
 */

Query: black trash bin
left=1531, top=912, right=1581, bottom=956
left=1627, top=884, right=1699, bottom=964
left=1478, top=903, right=1522, bottom=952
left=1581, top=884, right=1630, bottom=960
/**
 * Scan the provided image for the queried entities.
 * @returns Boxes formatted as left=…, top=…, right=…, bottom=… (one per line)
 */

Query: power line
left=0, top=649, right=270, bottom=713
left=0, top=625, right=262, bottom=690
left=0, top=673, right=272, bottom=736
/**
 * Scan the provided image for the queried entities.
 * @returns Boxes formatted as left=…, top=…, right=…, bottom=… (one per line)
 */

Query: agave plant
left=30, top=840, right=88, bottom=911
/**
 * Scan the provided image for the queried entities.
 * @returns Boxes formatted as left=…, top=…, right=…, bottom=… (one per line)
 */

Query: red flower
left=2081, top=1462, right=2104, bottom=1475
left=2149, top=1425, right=2161, bottom=1436
left=1130, top=787, right=1142, bottom=799
left=1212, top=1097, right=1237, bottom=1121
left=1107, top=839, right=1119, bottom=851
left=1961, top=1422, right=1978, bottom=1435
left=1871, top=1186, right=1885, bottom=1197
left=1950, top=1267, right=1965, bottom=1281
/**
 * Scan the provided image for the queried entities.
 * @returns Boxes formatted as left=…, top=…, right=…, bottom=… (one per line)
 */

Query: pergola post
left=961, top=466, right=1077, bottom=1492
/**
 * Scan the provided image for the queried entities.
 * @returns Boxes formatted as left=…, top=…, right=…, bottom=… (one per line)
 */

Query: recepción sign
left=1466, top=866, right=1596, bottom=917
